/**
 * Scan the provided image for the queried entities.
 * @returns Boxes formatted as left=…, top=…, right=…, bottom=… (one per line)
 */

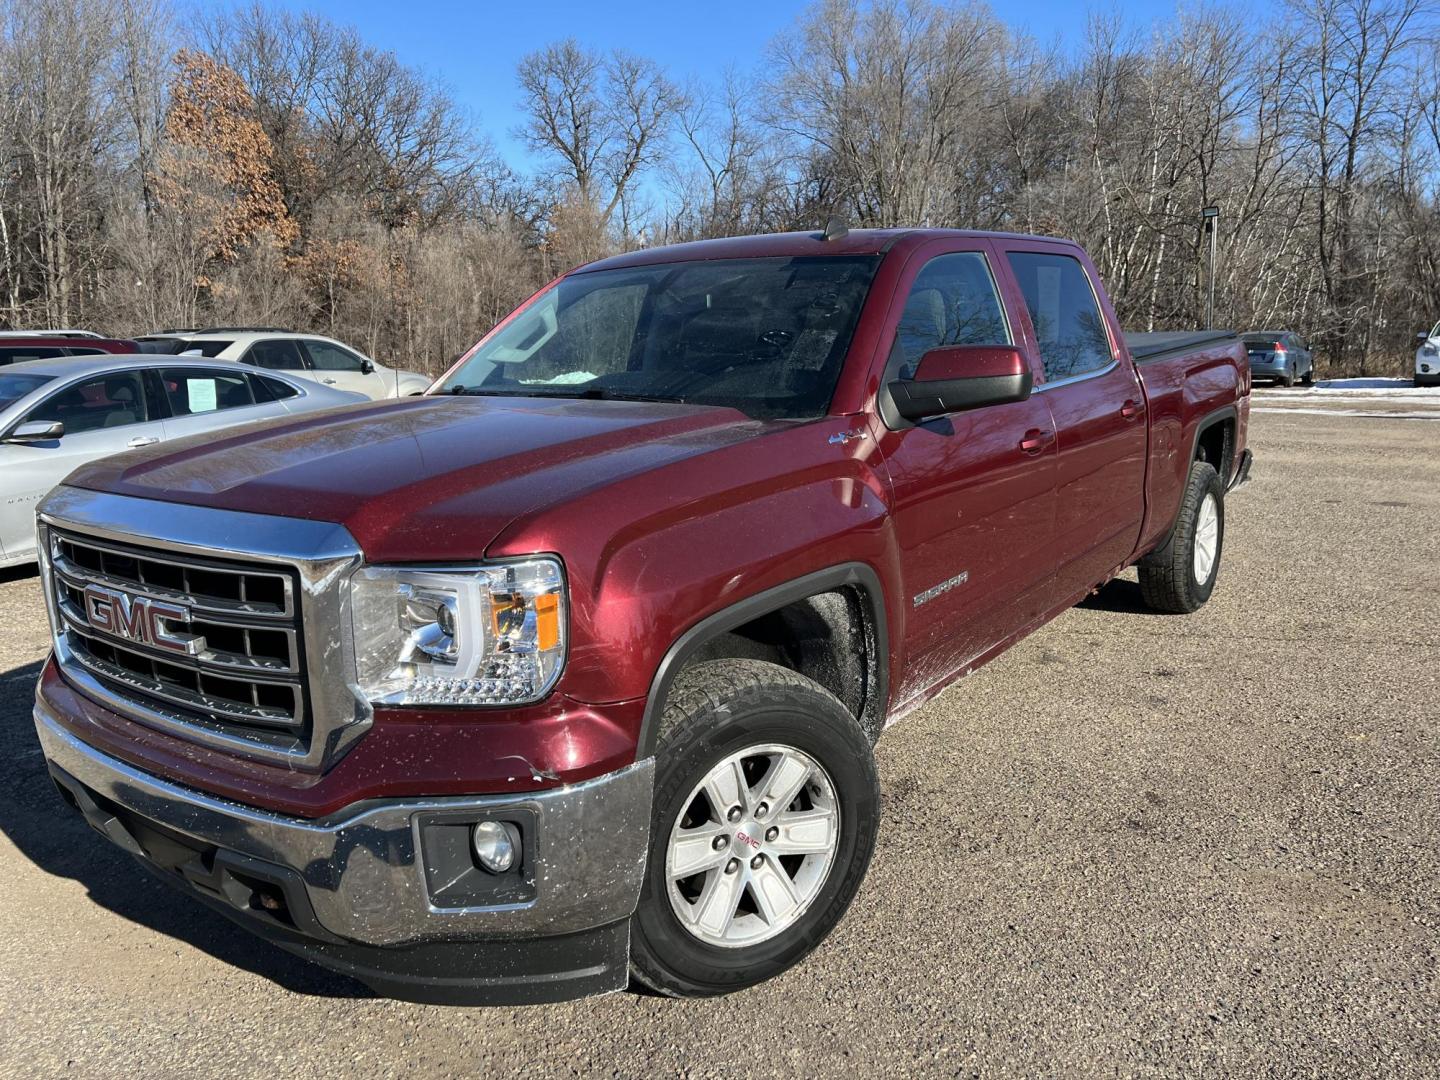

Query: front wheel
left=1139, top=460, right=1225, bottom=613
left=629, top=659, right=879, bottom=997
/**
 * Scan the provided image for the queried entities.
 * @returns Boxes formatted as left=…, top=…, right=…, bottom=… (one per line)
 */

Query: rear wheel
left=629, top=659, right=879, bottom=997
left=1282, top=365, right=1296, bottom=387
left=1301, top=363, right=1315, bottom=386
left=1139, top=460, right=1225, bottom=613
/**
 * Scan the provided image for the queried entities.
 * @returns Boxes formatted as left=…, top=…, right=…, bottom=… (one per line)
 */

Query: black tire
left=1301, top=363, right=1315, bottom=386
left=1282, top=365, right=1296, bottom=387
left=629, top=658, right=879, bottom=997
left=1138, top=460, right=1225, bottom=614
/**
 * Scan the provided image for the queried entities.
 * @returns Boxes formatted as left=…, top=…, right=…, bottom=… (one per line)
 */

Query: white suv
left=1417, top=320, right=1439, bottom=387
left=144, top=329, right=432, bottom=399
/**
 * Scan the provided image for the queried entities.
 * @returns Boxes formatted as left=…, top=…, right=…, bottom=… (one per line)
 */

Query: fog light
left=472, top=820, right=518, bottom=873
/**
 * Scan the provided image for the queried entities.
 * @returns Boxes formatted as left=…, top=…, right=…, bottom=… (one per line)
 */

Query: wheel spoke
left=748, top=857, right=801, bottom=926
left=768, top=807, right=837, bottom=856
left=669, top=824, right=729, bottom=878
left=755, top=751, right=811, bottom=814
left=690, top=866, right=744, bottom=938
left=703, top=758, right=749, bottom=817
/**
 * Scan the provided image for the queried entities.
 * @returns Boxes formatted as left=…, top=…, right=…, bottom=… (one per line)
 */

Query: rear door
left=0, top=371, right=166, bottom=558
left=873, top=239, right=1058, bottom=701
left=998, top=242, right=1147, bottom=603
left=238, top=337, right=311, bottom=383
left=155, top=366, right=288, bottom=440
left=299, top=339, right=389, bottom=399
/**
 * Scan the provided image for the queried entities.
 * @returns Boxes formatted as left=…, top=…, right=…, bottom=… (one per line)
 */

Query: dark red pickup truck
left=31, top=228, right=1250, bottom=1004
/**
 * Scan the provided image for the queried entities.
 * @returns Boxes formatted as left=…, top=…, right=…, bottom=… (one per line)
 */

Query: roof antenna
left=821, top=216, right=849, bottom=242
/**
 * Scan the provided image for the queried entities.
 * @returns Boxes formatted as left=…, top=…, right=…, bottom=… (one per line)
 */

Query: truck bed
left=1125, top=330, right=1239, bottom=364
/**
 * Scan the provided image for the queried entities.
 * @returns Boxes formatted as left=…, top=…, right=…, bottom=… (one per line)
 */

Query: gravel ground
left=0, top=409, right=1435, bottom=1078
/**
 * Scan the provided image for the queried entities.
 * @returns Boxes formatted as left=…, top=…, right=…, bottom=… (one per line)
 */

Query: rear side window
left=1005, top=251, right=1114, bottom=383
left=242, top=339, right=307, bottom=369
left=894, top=252, right=1009, bottom=379
left=159, top=368, right=256, bottom=415
left=251, top=373, right=298, bottom=401
left=62, top=347, right=105, bottom=356
left=0, top=346, right=66, bottom=365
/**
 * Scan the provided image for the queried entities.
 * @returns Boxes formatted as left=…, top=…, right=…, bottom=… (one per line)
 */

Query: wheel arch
left=637, top=563, right=890, bottom=757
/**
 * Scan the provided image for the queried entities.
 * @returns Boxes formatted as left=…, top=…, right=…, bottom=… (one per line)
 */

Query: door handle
left=1120, top=399, right=1142, bottom=419
left=127, top=436, right=160, bottom=448
left=1019, top=428, right=1054, bottom=454
left=321, top=378, right=337, bottom=385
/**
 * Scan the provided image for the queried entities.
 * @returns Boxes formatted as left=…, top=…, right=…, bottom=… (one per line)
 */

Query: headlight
left=350, top=558, right=566, bottom=706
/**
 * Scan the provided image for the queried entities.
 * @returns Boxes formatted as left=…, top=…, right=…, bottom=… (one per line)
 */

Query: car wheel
left=629, top=658, right=879, bottom=997
left=1139, top=460, right=1225, bottom=614
left=1282, top=365, right=1296, bottom=387
left=1301, top=363, right=1315, bottom=386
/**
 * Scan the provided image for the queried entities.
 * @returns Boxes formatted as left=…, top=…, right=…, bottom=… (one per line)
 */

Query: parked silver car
left=0, top=356, right=366, bottom=567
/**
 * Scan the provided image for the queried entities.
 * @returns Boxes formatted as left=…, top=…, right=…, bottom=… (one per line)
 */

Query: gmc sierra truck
left=30, top=228, right=1251, bottom=1004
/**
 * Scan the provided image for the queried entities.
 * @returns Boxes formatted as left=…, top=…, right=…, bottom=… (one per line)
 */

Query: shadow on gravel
left=0, top=658, right=370, bottom=1000
left=1077, top=578, right=1163, bottom=616
left=0, top=564, right=40, bottom=585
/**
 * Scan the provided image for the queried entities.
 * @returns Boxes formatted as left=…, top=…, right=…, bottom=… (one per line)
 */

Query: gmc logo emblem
left=82, top=584, right=203, bottom=656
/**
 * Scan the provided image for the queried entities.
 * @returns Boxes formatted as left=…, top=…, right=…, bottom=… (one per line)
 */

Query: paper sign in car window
left=188, top=378, right=218, bottom=412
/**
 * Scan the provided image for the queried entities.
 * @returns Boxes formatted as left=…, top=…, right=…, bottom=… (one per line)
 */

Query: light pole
left=1201, top=206, right=1220, bottom=330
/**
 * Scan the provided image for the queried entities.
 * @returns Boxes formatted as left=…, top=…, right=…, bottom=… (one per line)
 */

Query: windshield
left=0, top=372, right=55, bottom=410
left=440, top=256, right=881, bottom=420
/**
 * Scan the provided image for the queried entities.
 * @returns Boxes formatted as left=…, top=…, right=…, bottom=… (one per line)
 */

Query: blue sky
left=201, top=0, right=1198, bottom=168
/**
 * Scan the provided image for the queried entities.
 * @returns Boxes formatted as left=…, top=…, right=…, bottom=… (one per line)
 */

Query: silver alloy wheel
left=1194, top=492, right=1219, bottom=583
left=665, top=743, right=840, bottom=948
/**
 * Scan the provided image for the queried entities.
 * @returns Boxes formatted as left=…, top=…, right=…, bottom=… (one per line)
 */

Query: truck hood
left=67, top=396, right=780, bottom=561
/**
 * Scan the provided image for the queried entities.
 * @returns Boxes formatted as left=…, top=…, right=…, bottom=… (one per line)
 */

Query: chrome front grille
left=38, top=486, right=371, bottom=772
left=49, top=530, right=309, bottom=737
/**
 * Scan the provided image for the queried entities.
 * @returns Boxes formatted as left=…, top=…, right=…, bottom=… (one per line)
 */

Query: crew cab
left=30, top=228, right=1250, bottom=1005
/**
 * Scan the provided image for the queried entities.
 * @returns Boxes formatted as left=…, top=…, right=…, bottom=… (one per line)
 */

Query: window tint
left=303, top=340, right=365, bottom=371
left=0, top=346, right=66, bottom=365
left=27, top=372, right=149, bottom=433
left=1005, top=252, right=1113, bottom=382
left=241, top=339, right=306, bottom=369
left=252, top=373, right=298, bottom=400
left=62, top=347, right=106, bottom=356
left=159, top=368, right=256, bottom=415
left=894, top=252, right=1009, bottom=379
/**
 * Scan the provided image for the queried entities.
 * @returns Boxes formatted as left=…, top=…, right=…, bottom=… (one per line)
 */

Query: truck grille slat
left=47, top=530, right=308, bottom=739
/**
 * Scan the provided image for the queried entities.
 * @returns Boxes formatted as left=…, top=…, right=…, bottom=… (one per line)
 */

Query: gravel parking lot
left=0, top=407, right=1435, bottom=1078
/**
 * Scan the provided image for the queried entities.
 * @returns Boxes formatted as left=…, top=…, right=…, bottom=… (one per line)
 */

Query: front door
left=873, top=242, right=1058, bottom=705
left=0, top=371, right=167, bottom=560
left=300, top=339, right=389, bottom=398
left=999, top=244, right=1147, bottom=601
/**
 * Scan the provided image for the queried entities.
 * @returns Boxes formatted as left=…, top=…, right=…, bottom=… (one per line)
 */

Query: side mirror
left=3, top=420, right=64, bottom=444
left=1420, top=332, right=1432, bottom=342
left=887, top=345, right=1033, bottom=421
left=360, top=359, right=375, bottom=375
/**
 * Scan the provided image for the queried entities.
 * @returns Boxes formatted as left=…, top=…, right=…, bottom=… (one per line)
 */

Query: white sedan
left=0, top=355, right=367, bottom=567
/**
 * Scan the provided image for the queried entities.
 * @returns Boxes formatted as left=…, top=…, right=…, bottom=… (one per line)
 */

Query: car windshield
left=439, top=256, right=881, bottom=420
left=0, top=372, right=55, bottom=410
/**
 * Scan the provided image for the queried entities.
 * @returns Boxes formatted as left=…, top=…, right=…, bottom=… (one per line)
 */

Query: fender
left=1147, top=403, right=1238, bottom=558
left=636, top=562, right=890, bottom=757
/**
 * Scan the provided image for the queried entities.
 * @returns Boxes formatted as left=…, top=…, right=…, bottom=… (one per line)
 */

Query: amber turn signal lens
left=534, top=593, right=560, bottom=651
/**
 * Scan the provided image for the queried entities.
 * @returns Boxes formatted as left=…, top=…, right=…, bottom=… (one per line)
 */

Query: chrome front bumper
left=34, top=695, right=654, bottom=949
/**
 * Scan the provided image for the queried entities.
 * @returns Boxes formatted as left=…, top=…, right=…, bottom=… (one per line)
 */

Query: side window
left=302, top=340, right=365, bottom=371
left=0, top=346, right=67, bottom=365
left=62, top=347, right=106, bottom=356
left=159, top=368, right=256, bottom=416
left=1005, top=251, right=1114, bottom=383
left=26, top=372, right=148, bottom=433
left=242, top=339, right=306, bottom=370
left=251, top=373, right=298, bottom=401
left=893, top=252, right=1009, bottom=380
